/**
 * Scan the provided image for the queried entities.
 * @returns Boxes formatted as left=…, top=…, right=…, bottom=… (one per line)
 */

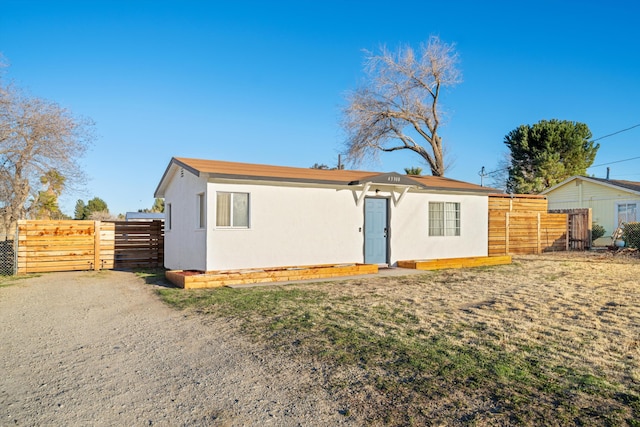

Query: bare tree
left=0, top=78, right=93, bottom=237
left=342, top=36, right=461, bottom=176
left=88, top=210, right=116, bottom=221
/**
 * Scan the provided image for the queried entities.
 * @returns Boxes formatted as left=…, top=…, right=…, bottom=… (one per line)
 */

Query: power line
left=484, top=167, right=508, bottom=176
left=590, top=155, right=640, bottom=168
left=480, top=122, right=640, bottom=178
left=588, top=123, right=640, bottom=168
left=593, top=123, right=640, bottom=142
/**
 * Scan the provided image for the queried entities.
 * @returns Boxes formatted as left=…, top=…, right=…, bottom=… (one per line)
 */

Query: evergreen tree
left=85, top=197, right=108, bottom=217
left=504, top=120, right=598, bottom=193
left=74, top=199, right=86, bottom=219
left=74, top=197, right=109, bottom=220
left=30, top=170, right=66, bottom=219
left=151, top=198, right=164, bottom=213
left=404, top=167, right=423, bottom=175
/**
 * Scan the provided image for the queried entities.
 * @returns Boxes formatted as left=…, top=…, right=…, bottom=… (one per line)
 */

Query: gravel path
left=0, top=271, right=352, bottom=426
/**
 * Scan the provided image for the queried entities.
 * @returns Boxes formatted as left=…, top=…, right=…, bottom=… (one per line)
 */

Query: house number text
left=387, top=176, right=401, bottom=183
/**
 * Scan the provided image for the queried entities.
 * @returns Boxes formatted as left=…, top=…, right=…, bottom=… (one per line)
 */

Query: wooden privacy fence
left=489, top=195, right=568, bottom=256
left=17, top=220, right=164, bottom=274
left=549, top=208, right=592, bottom=250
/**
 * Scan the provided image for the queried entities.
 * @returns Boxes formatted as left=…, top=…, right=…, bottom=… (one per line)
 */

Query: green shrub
left=621, top=222, right=640, bottom=249
left=591, top=223, right=606, bottom=241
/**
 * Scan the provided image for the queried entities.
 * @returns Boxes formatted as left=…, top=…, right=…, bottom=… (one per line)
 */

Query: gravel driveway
left=0, top=271, right=351, bottom=426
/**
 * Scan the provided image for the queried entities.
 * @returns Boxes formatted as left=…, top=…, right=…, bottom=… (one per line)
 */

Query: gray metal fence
left=0, top=235, right=16, bottom=276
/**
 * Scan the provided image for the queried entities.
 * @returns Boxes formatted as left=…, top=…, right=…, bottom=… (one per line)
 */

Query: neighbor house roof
left=587, top=177, right=640, bottom=194
left=125, top=212, right=165, bottom=221
left=541, top=175, right=640, bottom=196
left=155, top=157, right=497, bottom=197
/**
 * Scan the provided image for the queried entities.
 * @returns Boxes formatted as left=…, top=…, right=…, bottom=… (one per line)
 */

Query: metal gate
left=0, top=236, right=17, bottom=275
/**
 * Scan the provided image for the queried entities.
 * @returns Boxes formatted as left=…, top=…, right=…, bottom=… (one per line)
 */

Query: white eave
left=541, top=175, right=640, bottom=197
left=154, top=158, right=201, bottom=198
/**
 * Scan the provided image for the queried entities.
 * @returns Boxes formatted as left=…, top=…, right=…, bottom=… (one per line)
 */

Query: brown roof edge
left=163, top=157, right=496, bottom=194
left=488, top=193, right=547, bottom=199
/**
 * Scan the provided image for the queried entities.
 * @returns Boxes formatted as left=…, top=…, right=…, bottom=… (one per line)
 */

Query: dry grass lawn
left=159, top=251, right=640, bottom=426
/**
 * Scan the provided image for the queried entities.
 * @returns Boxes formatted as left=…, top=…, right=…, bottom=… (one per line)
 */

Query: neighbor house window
left=429, top=202, right=460, bottom=236
left=197, top=193, right=205, bottom=229
left=216, top=192, right=249, bottom=228
left=617, top=202, right=637, bottom=226
left=166, top=203, right=172, bottom=230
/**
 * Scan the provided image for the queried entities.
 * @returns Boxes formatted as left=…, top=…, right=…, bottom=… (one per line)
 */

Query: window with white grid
left=429, top=202, right=460, bottom=236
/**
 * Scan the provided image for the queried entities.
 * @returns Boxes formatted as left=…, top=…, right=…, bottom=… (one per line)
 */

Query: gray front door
left=364, top=198, right=388, bottom=264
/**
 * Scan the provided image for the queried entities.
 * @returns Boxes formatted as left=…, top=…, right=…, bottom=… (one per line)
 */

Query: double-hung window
left=429, top=202, right=460, bottom=236
left=216, top=192, right=249, bottom=228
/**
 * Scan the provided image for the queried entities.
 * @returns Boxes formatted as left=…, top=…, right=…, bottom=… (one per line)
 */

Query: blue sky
left=2, top=0, right=639, bottom=216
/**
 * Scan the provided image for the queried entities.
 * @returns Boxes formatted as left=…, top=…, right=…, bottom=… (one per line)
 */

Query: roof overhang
left=348, top=172, right=426, bottom=187
left=154, top=157, right=202, bottom=198
left=347, top=173, right=422, bottom=206
left=541, top=175, right=640, bottom=197
left=155, top=157, right=497, bottom=199
left=350, top=182, right=415, bottom=207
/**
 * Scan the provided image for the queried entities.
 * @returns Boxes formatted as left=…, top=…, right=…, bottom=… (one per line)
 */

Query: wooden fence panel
left=488, top=211, right=509, bottom=256
left=549, top=208, right=592, bottom=250
left=488, top=195, right=569, bottom=255
left=17, top=221, right=97, bottom=273
left=111, top=221, right=164, bottom=269
left=540, top=213, right=569, bottom=252
left=17, top=220, right=164, bottom=274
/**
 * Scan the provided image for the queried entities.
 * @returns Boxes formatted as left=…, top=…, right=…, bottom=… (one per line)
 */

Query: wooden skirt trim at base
left=397, top=255, right=512, bottom=271
left=166, top=263, right=378, bottom=289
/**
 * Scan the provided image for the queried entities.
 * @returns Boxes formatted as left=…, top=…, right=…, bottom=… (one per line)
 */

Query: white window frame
left=616, top=201, right=638, bottom=226
left=196, top=193, right=206, bottom=229
left=429, top=201, right=461, bottom=237
left=215, top=192, right=250, bottom=229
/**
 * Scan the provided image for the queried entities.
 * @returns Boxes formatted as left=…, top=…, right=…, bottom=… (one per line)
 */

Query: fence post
left=505, top=212, right=510, bottom=255
left=537, top=213, right=541, bottom=254
left=94, top=221, right=101, bottom=271
left=587, top=209, right=593, bottom=248
left=13, top=223, right=19, bottom=275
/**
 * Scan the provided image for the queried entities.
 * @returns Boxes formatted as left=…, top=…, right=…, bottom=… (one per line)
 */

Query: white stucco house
left=154, top=157, right=496, bottom=272
left=541, top=176, right=640, bottom=239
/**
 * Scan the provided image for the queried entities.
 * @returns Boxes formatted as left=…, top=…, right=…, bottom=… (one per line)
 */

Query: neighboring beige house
left=541, top=176, right=640, bottom=239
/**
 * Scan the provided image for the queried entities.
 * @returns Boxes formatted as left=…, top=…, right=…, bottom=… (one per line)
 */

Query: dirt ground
left=298, top=250, right=640, bottom=424
left=0, top=270, right=351, bottom=426
left=1, top=251, right=639, bottom=426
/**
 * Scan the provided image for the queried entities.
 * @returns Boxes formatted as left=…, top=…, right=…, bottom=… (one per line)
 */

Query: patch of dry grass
left=159, top=252, right=640, bottom=426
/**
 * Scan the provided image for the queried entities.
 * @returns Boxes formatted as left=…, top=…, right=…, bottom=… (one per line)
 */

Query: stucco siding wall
left=206, top=182, right=363, bottom=270
left=163, top=170, right=207, bottom=270
left=390, top=193, right=488, bottom=261
left=205, top=182, right=489, bottom=270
